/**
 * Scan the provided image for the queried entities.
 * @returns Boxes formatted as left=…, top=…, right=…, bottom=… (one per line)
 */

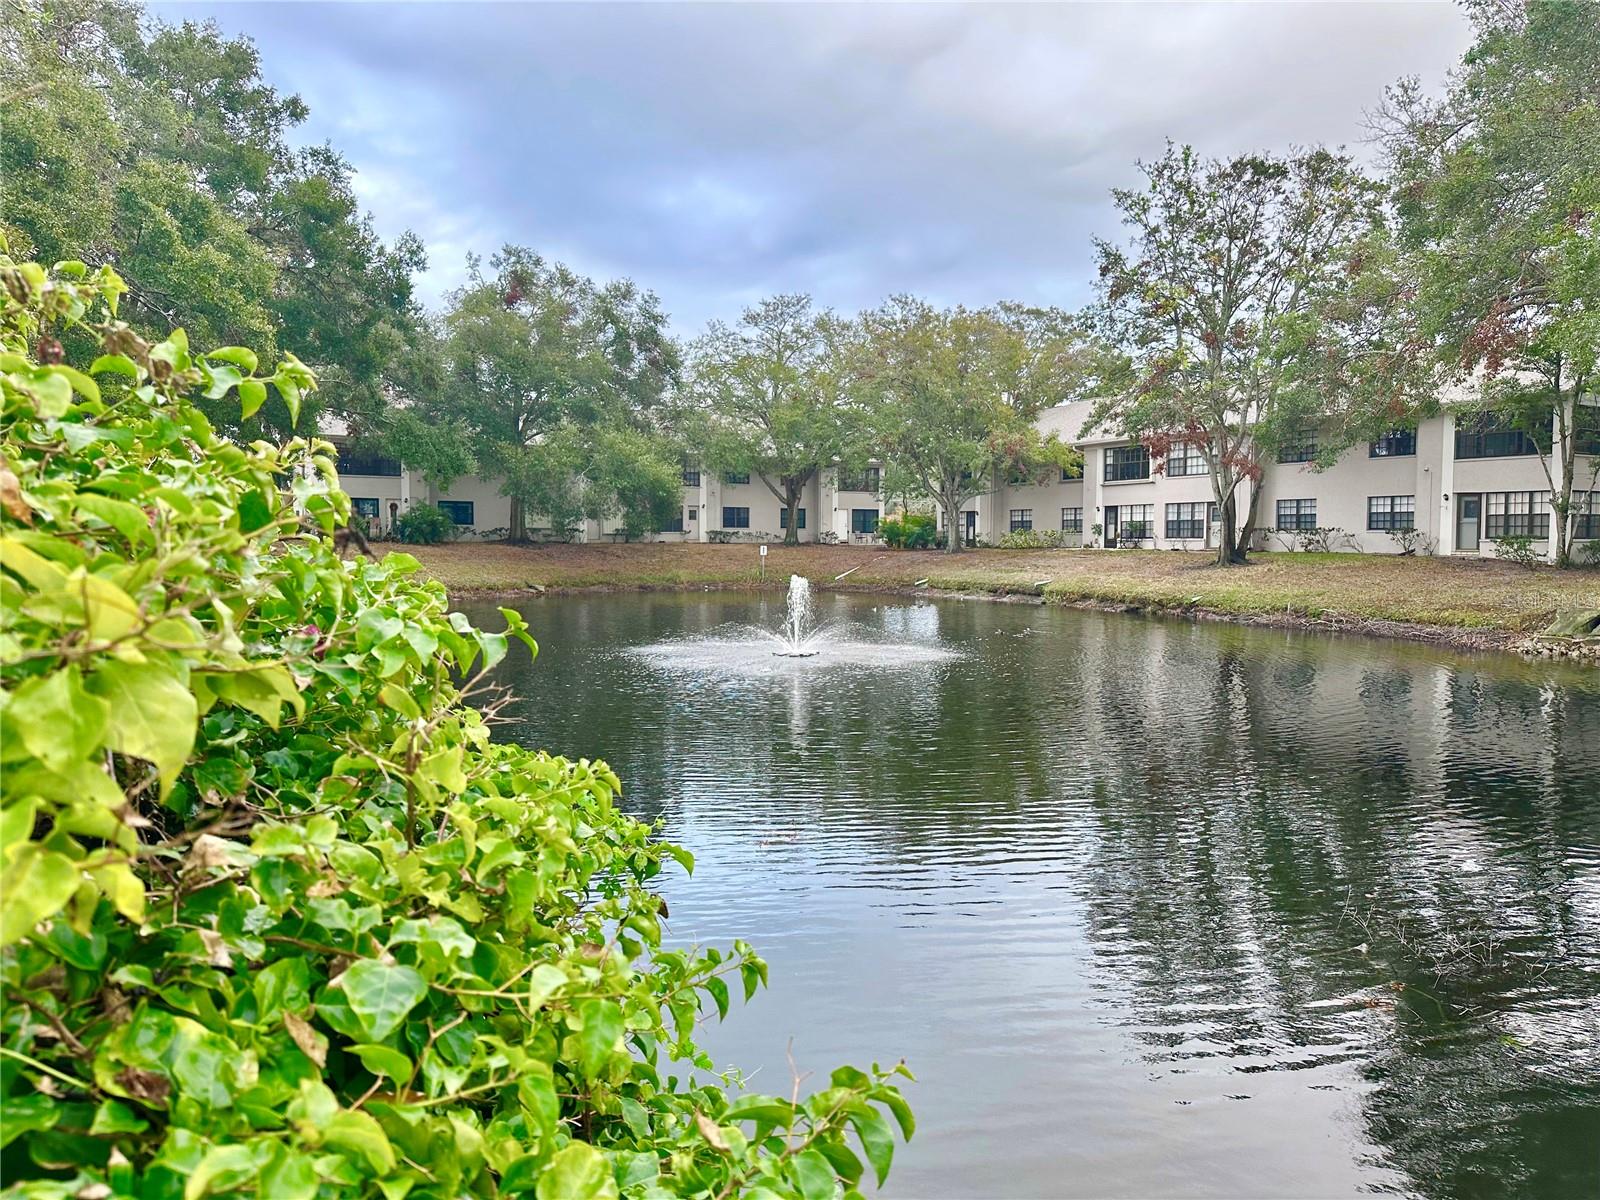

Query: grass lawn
left=401, top=542, right=1599, bottom=644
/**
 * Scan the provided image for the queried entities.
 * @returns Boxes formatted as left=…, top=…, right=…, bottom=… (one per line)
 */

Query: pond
left=463, top=590, right=1600, bottom=1200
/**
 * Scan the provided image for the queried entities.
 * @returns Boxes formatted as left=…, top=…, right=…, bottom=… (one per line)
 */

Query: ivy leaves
left=333, top=961, right=428, bottom=1043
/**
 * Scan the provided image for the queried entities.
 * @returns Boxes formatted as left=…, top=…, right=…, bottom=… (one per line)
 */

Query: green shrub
left=394, top=502, right=460, bottom=544
left=0, top=252, right=911, bottom=1198
left=997, top=528, right=1067, bottom=549
left=878, top=513, right=936, bottom=549
left=1492, top=535, right=1540, bottom=569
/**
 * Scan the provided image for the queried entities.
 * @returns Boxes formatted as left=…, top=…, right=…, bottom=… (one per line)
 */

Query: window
left=1061, top=507, right=1083, bottom=533
left=1104, top=445, right=1150, bottom=482
left=1164, top=444, right=1207, bottom=477
left=1165, top=502, right=1207, bottom=539
left=351, top=497, right=380, bottom=520
left=686, top=507, right=697, bottom=523
left=1061, top=462, right=1083, bottom=482
left=1120, top=504, right=1154, bottom=540
left=1275, top=498, right=1317, bottom=531
left=682, top=467, right=701, bottom=487
left=1008, top=509, right=1033, bottom=532
left=1576, top=405, right=1600, bottom=456
left=851, top=508, right=879, bottom=535
left=839, top=466, right=881, bottom=492
left=336, top=450, right=402, bottom=477
left=782, top=508, right=807, bottom=530
left=1485, top=491, right=1550, bottom=540
left=1007, top=468, right=1033, bottom=487
left=1574, top=492, right=1599, bottom=541
left=661, top=511, right=686, bottom=533
left=723, top=471, right=750, bottom=485
left=722, top=506, right=750, bottom=528
left=1455, top=412, right=1540, bottom=459
left=1277, top=433, right=1318, bottom=463
left=1367, top=495, right=1415, bottom=531
left=437, top=500, right=474, bottom=526
left=1370, top=429, right=1416, bottom=457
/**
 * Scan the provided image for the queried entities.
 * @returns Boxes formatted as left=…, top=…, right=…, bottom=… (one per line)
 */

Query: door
left=1457, top=493, right=1480, bottom=552
left=1104, top=506, right=1119, bottom=547
left=963, top=510, right=977, bottom=546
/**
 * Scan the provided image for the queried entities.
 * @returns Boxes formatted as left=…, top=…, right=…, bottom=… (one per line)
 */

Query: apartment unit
left=968, top=400, right=1597, bottom=559
left=332, top=399, right=1596, bottom=559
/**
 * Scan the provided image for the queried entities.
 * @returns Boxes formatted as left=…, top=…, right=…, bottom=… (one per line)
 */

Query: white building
left=332, top=400, right=1597, bottom=559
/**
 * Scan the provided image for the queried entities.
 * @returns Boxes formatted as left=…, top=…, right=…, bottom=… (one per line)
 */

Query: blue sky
left=154, top=2, right=1475, bottom=332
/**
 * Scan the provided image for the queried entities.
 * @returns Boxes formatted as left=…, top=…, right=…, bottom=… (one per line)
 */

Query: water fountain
left=628, top=573, right=957, bottom=678
left=773, top=574, right=820, bottom=657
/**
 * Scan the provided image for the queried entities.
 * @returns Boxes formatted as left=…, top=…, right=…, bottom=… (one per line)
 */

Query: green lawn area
left=401, top=542, right=1599, bottom=643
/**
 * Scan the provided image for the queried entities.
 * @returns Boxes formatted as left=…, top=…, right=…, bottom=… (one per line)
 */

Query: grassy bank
left=404, top=542, right=1599, bottom=647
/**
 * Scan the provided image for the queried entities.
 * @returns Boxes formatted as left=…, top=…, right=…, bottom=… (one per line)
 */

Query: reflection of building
left=332, top=398, right=1598, bottom=556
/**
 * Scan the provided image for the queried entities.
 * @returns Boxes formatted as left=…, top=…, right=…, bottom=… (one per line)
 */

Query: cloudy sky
left=155, top=1, right=1474, bottom=332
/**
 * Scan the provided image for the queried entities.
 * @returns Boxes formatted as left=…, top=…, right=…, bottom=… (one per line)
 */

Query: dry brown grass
left=399, top=541, right=1599, bottom=641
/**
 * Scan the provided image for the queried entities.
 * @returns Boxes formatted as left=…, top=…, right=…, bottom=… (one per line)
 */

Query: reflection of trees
left=1073, top=626, right=1600, bottom=1200
left=472, top=593, right=1600, bottom=1199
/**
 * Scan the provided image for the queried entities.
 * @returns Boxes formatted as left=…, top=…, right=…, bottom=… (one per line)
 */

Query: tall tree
left=0, top=0, right=424, bottom=435
left=853, top=298, right=1081, bottom=553
left=1378, top=0, right=1600, bottom=566
left=684, top=295, right=855, bottom=545
left=1087, top=145, right=1404, bottom=565
left=431, top=246, right=681, bottom=541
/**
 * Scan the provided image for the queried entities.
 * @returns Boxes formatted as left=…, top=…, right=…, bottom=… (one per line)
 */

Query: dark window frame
left=1366, top=495, right=1415, bottom=531
left=782, top=507, right=807, bottom=530
left=723, top=471, right=750, bottom=485
left=850, top=508, right=879, bottom=535
left=722, top=506, right=751, bottom=529
left=838, top=466, right=882, bottom=493
left=1104, top=445, right=1150, bottom=482
left=1164, top=501, right=1207, bottom=539
left=681, top=468, right=701, bottom=487
left=1060, top=507, right=1083, bottom=533
left=661, top=511, right=686, bottom=533
left=1164, top=444, right=1208, bottom=477
left=1369, top=429, right=1417, bottom=458
left=1008, top=509, right=1033, bottom=532
left=1275, top=498, right=1317, bottom=531
left=1485, top=491, right=1550, bottom=540
left=336, top=450, right=402, bottom=478
left=437, top=500, right=475, bottom=526
left=1454, top=412, right=1541, bottom=459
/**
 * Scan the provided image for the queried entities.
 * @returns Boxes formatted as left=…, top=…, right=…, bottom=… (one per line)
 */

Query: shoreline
left=441, top=575, right=1547, bottom=656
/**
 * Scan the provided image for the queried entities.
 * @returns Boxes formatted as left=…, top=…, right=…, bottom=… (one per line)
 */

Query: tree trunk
left=943, top=487, right=962, bottom=554
left=510, top=495, right=526, bottom=543
left=783, top=481, right=801, bottom=547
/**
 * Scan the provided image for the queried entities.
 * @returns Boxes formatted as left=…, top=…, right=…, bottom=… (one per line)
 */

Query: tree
left=1378, top=0, right=1600, bottom=566
left=0, top=248, right=911, bottom=1200
left=1087, top=145, right=1405, bottom=565
left=684, top=295, right=855, bottom=545
left=0, top=0, right=425, bottom=436
left=854, top=298, right=1081, bottom=553
left=431, top=247, right=681, bottom=541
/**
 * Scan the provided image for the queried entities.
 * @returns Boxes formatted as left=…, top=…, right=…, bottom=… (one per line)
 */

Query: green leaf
left=790, top=1148, right=836, bottom=1200
left=0, top=843, right=80, bottom=946
left=90, top=1099, right=149, bottom=1135
left=334, top=960, right=428, bottom=1042
left=848, top=1102, right=896, bottom=1187
left=322, top=1109, right=396, bottom=1174
left=3, top=666, right=109, bottom=771
left=76, top=493, right=151, bottom=545
left=208, top=347, right=259, bottom=373
left=258, top=1144, right=319, bottom=1200
left=86, top=660, right=198, bottom=797
left=577, top=998, right=624, bottom=1076
left=535, top=1143, right=618, bottom=1200
left=349, top=1042, right=411, bottom=1082
left=89, top=354, right=140, bottom=379
left=238, top=378, right=267, bottom=419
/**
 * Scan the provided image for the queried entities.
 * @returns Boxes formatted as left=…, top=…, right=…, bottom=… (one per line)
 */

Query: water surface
left=467, top=592, right=1600, bottom=1200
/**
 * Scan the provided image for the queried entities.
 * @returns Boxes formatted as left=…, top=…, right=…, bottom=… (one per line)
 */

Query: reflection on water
left=469, top=591, right=1600, bottom=1200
